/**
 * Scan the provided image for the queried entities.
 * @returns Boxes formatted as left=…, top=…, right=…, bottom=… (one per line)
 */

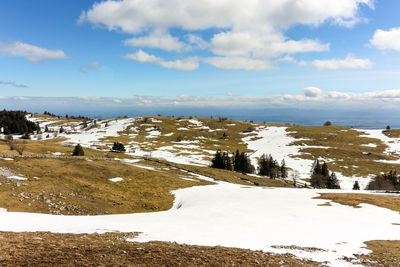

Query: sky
left=1, top=0, right=400, bottom=111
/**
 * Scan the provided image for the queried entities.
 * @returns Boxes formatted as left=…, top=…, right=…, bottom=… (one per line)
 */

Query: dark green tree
left=326, top=172, right=341, bottom=189
left=72, top=144, right=84, bottom=156
left=352, top=181, right=360, bottom=190
left=112, top=142, right=126, bottom=152
left=280, top=159, right=288, bottom=178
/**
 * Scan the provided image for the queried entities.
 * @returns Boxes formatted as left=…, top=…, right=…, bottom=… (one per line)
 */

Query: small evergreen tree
left=353, top=181, right=360, bottom=190
left=326, top=172, right=341, bottom=189
left=45, top=125, right=49, bottom=132
left=112, top=142, right=125, bottom=152
left=72, top=144, right=84, bottom=156
left=211, top=151, right=224, bottom=169
left=59, top=126, right=64, bottom=133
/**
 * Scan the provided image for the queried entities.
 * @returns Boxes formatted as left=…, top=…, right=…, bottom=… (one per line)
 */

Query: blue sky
left=1, top=0, right=400, bottom=110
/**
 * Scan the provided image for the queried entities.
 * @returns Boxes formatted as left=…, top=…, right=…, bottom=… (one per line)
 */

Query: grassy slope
left=287, top=125, right=400, bottom=177
left=0, top=158, right=213, bottom=215
left=314, top=193, right=400, bottom=213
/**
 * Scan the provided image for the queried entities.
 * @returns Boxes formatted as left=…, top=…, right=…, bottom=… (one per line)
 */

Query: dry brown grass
left=171, top=162, right=294, bottom=188
left=0, top=158, right=213, bottom=215
left=287, top=125, right=400, bottom=177
left=0, top=138, right=130, bottom=159
left=0, top=231, right=321, bottom=267
left=314, top=193, right=400, bottom=212
left=353, top=240, right=400, bottom=266
left=383, top=129, right=400, bottom=138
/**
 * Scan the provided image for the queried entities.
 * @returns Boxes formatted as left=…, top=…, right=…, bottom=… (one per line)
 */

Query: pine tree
left=211, top=151, right=223, bottom=169
left=45, top=125, right=49, bottom=132
left=258, top=154, right=269, bottom=176
left=321, top=162, right=329, bottom=178
left=72, top=144, right=84, bottom=156
left=353, top=181, right=360, bottom=190
left=326, top=172, right=341, bottom=189
left=59, top=126, right=64, bottom=133
left=233, top=149, right=241, bottom=172
left=280, top=159, right=288, bottom=178
left=222, top=152, right=233, bottom=171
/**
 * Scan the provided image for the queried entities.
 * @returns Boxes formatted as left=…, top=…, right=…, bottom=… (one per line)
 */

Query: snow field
left=0, top=184, right=398, bottom=266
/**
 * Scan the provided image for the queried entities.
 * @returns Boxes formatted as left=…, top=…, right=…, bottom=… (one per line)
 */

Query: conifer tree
left=326, top=172, right=341, bottom=189
left=353, top=181, right=360, bottom=190
left=72, top=144, right=84, bottom=156
left=280, top=159, right=288, bottom=178
left=211, top=151, right=223, bottom=169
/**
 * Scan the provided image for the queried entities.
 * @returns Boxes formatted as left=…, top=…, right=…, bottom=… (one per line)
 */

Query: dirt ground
left=0, top=231, right=322, bottom=266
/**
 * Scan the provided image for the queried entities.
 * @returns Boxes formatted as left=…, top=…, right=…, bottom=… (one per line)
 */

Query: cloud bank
left=80, top=0, right=373, bottom=71
left=4, top=87, right=400, bottom=111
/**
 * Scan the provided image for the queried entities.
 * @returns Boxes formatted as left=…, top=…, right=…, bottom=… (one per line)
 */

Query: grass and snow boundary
left=0, top=182, right=398, bottom=266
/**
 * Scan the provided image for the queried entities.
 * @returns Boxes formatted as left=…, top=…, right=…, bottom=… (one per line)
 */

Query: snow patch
left=109, top=177, right=123, bottom=182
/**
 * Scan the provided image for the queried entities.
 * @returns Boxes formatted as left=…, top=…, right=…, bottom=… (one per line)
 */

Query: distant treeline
left=0, top=110, right=40, bottom=135
left=43, top=111, right=91, bottom=121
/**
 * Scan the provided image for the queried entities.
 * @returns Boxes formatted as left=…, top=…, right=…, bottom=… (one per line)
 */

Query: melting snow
left=109, top=177, right=123, bottom=182
left=0, top=185, right=398, bottom=266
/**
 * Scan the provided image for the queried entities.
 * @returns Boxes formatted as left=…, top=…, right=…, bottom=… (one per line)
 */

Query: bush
left=367, top=171, right=399, bottom=191
left=112, top=142, right=125, bottom=152
left=72, top=144, right=84, bottom=156
left=323, top=121, right=332, bottom=126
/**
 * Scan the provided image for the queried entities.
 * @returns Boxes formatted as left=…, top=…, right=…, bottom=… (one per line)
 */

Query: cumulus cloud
left=308, top=55, right=372, bottom=70
left=80, top=0, right=372, bottom=70
left=302, top=87, right=323, bottom=97
left=124, top=50, right=199, bottom=71
left=0, top=80, right=28, bottom=88
left=203, top=57, right=274, bottom=71
left=79, top=61, right=100, bottom=73
left=124, top=50, right=160, bottom=63
left=0, top=41, right=68, bottom=62
left=124, top=32, right=189, bottom=52
left=370, top=28, right=400, bottom=51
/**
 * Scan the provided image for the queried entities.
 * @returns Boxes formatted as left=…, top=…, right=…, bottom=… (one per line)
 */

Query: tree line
left=211, top=150, right=288, bottom=179
left=0, top=110, right=40, bottom=135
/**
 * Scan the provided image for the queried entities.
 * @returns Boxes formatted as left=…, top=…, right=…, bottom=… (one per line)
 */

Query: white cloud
left=159, top=57, right=199, bottom=71
left=124, top=50, right=161, bottom=63
left=124, top=32, right=189, bottom=52
left=302, top=87, right=323, bottom=97
left=79, top=61, right=100, bottom=73
left=203, top=57, right=274, bottom=71
left=308, top=55, right=372, bottom=70
left=0, top=41, right=68, bottom=62
left=6, top=87, right=400, bottom=110
left=370, top=28, right=400, bottom=51
left=187, top=34, right=208, bottom=50
left=80, top=0, right=372, bottom=71
left=125, top=50, right=199, bottom=71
